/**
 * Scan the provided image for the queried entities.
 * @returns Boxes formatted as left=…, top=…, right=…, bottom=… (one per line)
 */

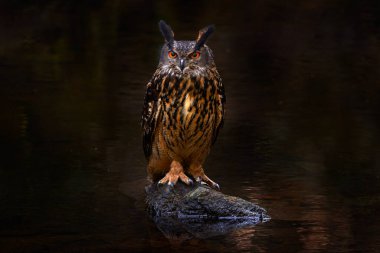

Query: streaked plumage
left=142, top=20, right=225, bottom=189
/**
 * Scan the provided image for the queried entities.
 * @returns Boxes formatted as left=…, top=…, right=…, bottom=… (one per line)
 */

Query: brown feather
left=142, top=65, right=225, bottom=179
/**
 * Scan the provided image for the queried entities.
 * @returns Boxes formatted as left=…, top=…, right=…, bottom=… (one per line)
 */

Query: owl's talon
left=188, top=178, right=194, bottom=185
left=157, top=180, right=165, bottom=186
left=212, top=183, right=220, bottom=191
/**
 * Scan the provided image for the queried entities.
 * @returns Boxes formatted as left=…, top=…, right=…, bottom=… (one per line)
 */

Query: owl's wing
left=212, top=77, right=226, bottom=145
left=141, top=78, right=161, bottom=159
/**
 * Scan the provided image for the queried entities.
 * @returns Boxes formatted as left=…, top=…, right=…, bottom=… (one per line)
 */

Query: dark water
left=1, top=1, right=379, bottom=252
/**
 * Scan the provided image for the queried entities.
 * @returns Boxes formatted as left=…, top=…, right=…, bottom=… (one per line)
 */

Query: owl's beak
left=179, top=59, right=186, bottom=71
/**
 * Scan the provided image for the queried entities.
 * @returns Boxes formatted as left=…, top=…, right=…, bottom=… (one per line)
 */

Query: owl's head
left=158, top=20, right=216, bottom=75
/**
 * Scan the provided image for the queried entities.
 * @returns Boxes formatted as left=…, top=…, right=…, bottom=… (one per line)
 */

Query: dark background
left=0, top=1, right=379, bottom=252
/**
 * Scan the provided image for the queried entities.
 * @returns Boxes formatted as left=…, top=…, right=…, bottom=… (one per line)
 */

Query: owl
left=142, top=20, right=225, bottom=190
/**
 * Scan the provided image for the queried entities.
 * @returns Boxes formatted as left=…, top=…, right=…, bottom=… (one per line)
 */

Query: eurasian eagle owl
left=142, top=20, right=225, bottom=189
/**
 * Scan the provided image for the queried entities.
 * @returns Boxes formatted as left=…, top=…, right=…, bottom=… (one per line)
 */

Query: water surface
left=0, top=1, right=379, bottom=252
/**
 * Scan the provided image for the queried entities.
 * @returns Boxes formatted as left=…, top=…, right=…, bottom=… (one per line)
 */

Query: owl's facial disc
left=160, top=40, right=214, bottom=75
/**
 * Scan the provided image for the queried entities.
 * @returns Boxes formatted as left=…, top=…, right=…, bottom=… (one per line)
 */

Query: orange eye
left=168, top=51, right=177, bottom=59
left=191, top=51, right=201, bottom=59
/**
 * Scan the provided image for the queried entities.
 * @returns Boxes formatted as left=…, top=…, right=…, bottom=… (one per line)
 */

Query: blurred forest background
left=0, top=1, right=379, bottom=252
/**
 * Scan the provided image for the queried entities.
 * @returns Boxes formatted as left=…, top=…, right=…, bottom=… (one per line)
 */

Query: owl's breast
left=159, top=76, right=219, bottom=157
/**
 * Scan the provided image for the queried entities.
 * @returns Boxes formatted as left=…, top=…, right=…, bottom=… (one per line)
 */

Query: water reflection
left=1, top=0, right=380, bottom=252
left=227, top=227, right=258, bottom=252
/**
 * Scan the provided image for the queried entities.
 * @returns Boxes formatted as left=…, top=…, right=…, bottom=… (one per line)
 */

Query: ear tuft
left=158, top=20, right=174, bottom=48
left=195, top=25, right=215, bottom=50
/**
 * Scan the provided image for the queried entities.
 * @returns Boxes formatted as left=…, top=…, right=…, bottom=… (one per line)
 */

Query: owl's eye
left=190, top=51, right=201, bottom=59
left=168, top=51, right=177, bottom=59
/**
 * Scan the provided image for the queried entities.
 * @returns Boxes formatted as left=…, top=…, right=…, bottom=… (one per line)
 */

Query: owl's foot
left=195, top=173, right=220, bottom=190
left=190, top=165, right=220, bottom=190
left=158, top=160, right=193, bottom=187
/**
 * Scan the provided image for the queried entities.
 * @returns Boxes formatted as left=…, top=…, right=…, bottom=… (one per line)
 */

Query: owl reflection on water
left=142, top=20, right=226, bottom=189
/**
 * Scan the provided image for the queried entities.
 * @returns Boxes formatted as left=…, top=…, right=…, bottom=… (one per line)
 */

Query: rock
left=145, top=181, right=270, bottom=239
